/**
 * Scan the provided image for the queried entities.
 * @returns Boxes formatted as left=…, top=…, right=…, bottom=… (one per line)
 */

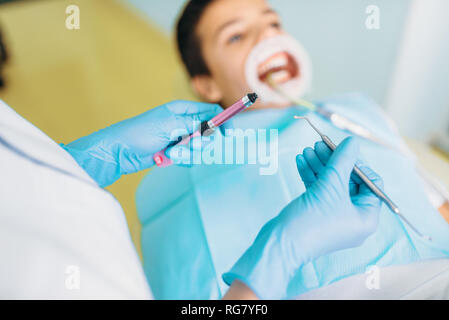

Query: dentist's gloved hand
left=166, top=134, right=217, bottom=167
left=61, top=101, right=222, bottom=187
left=223, top=137, right=383, bottom=299
left=166, top=121, right=233, bottom=166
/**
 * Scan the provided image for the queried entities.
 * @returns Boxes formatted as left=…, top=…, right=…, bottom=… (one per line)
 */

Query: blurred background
left=0, top=0, right=448, bottom=257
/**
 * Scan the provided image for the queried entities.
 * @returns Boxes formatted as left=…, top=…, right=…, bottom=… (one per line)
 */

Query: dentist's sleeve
left=0, top=101, right=152, bottom=299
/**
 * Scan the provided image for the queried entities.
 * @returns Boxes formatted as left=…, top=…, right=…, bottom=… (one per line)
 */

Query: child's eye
left=271, top=22, right=281, bottom=29
left=228, top=34, right=243, bottom=44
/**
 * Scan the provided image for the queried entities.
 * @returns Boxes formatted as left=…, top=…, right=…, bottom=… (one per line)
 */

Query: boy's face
left=193, top=0, right=288, bottom=108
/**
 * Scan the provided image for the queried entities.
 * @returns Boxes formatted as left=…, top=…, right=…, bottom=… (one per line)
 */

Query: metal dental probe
left=265, top=74, right=397, bottom=150
left=294, top=116, right=431, bottom=241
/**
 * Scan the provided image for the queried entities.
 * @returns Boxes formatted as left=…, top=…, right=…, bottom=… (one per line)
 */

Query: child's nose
left=257, top=27, right=283, bottom=43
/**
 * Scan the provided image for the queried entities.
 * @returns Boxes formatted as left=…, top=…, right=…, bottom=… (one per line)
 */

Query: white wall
left=385, top=0, right=449, bottom=142
left=272, top=0, right=410, bottom=104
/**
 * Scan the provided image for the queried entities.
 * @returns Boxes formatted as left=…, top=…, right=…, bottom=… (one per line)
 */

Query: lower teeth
left=268, top=70, right=289, bottom=83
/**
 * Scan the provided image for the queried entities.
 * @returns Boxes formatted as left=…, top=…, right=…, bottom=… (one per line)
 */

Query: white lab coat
left=0, top=100, right=152, bottom=299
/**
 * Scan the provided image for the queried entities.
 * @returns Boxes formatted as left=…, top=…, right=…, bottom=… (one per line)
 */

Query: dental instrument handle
left=321, top=134, right=429, bottom=240
left=268, top=75, right=393, bottom=148
left=294, top=115, right=431, bottom=240
left=321, top=135, right=400, bottom=214
left=153, top=130, right=201, bottom=167
left=207, top=93, right=258, bottom=129
left=153, top=93, right=258, bottom=167
left=315, top=108, right=395, bottom=149
left=316, top=109, right=372, bottom=140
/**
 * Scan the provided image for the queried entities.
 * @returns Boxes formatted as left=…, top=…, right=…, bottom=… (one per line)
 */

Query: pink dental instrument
left=153, top=93, right=258, bottom=167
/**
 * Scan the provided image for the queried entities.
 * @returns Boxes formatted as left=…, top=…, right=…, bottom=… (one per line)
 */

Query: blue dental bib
left=137, top=93, right=449, bottom=299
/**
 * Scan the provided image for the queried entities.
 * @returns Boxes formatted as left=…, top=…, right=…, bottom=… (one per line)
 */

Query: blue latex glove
left=166, top=121, right=233, bottom=166
left=165, top=135, right=216, bottom=167
left=61, top=101, right=222, bottom=187
left=222, top=137, right=383, bottom=299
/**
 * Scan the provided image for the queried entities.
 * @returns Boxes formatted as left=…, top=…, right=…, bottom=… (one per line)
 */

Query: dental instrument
left=295, top=116, right=431, bottom=241
left=153, top=93, right=258, bottom=167
left=266, top=74, right=394, bottom=150
left=62, top=100, right=222, bottom=187
left=268, top=74, right=449, bottom=220
left=266, top=73, right=397, bottom=149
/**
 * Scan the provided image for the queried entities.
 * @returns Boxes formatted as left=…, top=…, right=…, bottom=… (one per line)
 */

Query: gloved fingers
left=315, top=140, right=365, bottom=186
left=296, top=154, right=317, bottom=188
left=349, top=160, right=367, bottom=185
left=354, top=165, right=384, bottom=198
left=352, top=191, right=382, bottom=236
left=165, top=136, right=215, bottom=166
left=303, top=147, right=325, bottom=175
left=326, top=137, right=360, bottom=184
left=165, top=144, right=193, bottom=166
left=188, top=135, right=216, bottom=151
left=166, top=101, right=223, bottom=137
left=351, top=165, right=383, bottom=233
left=165, top=100, right=223, bottom=121
left=314, top=141, right=333, bottom=165
left=314, top=140, right=358, bottom=194
left=352, top=188, right=382, bottom=214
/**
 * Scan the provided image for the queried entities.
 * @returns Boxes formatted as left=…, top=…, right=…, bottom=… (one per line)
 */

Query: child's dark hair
left=176, top=0, right=213, bottom=78
left=0, top=25, right=8, bottom=88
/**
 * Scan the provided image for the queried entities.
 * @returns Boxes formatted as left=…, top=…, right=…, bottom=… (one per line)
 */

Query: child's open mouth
left=257, top=51, right=299, bottom=85
left=245, top=34, right=312, bottom=104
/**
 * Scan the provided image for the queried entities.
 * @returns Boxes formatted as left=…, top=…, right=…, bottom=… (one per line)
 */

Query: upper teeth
left=259, top=55, right=288, bottom=75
